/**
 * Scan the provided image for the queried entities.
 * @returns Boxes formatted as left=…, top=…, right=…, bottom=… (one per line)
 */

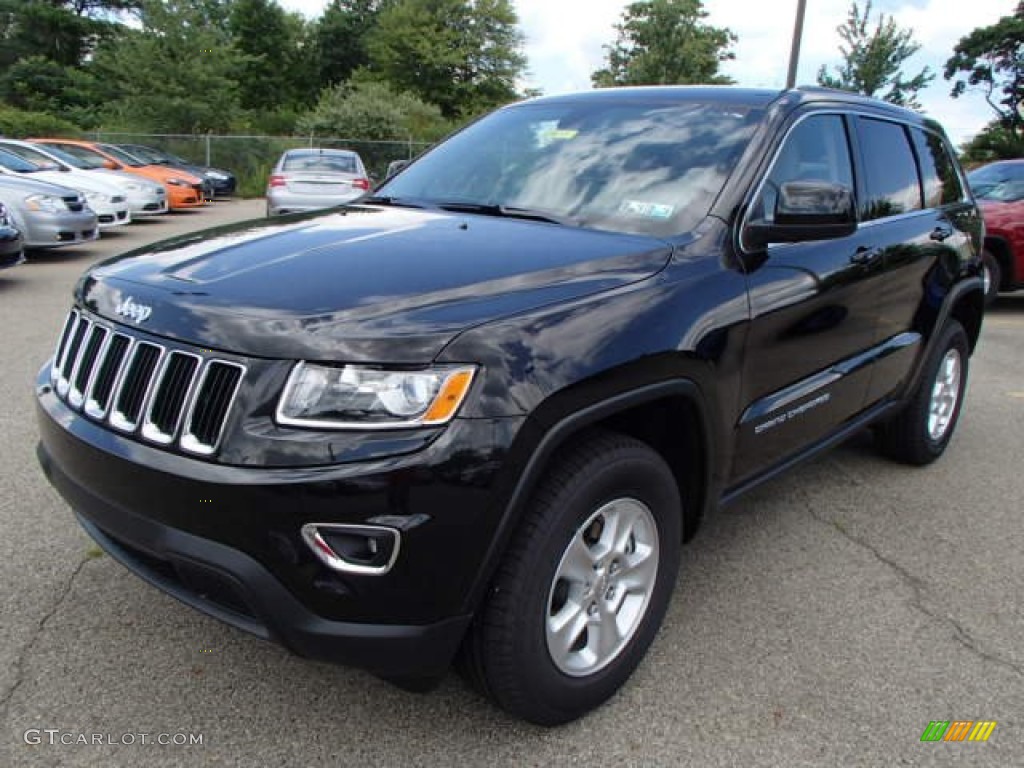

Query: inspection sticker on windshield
left=619, top=200, right=675, bottom=219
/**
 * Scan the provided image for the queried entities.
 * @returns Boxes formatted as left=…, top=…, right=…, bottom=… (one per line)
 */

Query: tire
left=981, top=250, right=1001, bottom=306
left=877, top=320, right=969, bottom=465
left=463, top=431, right=682, bottom=725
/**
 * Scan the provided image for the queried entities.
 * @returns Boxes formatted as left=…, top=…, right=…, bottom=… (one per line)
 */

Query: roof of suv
left=522, top=85, right=927, bottom=125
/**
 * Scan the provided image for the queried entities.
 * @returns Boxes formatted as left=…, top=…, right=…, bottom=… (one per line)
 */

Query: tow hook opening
left=300, top=523, right=401, bottom=575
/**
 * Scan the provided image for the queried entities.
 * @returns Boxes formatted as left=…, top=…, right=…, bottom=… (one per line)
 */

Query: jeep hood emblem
left=115, top=296, right=153, bottom=324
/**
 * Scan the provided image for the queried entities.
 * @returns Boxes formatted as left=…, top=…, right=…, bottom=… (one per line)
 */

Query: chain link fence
left=90, top=132, right=434, bottom=197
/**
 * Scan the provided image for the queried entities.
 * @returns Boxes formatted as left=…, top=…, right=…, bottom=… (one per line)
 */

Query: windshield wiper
left=435, top=201, right=580, bottom=227
left=359, top=195, right=430, bottom=209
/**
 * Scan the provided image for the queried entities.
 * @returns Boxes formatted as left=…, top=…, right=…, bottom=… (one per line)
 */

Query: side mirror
left=103, top=159, right=119, bottom=170
left=385, top=159, right=408, bottom=178
left=746, top=181, right=857, bottom=248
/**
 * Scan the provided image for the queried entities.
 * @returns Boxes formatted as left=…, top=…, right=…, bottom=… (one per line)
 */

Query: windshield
left=0, top=149, right=42, bottom=173
left=125, top=145, right=166, bottom=164
left=33, top=145, right=88, bottom=169
left=378, top=99, right=763, bottom=237
left=38, top=143, right=107, bottom=169
left=0, top=143, right=65, bottom=171
left=99, top=144, right=146, bottom=167
left=968, top=162, right=1024, bottom=202
left=283, top=151, right=359, bottom=174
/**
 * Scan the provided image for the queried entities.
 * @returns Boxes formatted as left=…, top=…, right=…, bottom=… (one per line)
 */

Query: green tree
left=0, top=0, right=106, bottom=68
left=944, top=3, right=1024, bottom=137
left=816, top=1, right=934, bottom=109
left=959, top=119, right=1024, bottom=163
left=317, top=0, right=391, bottom=87
left=229, top=0, right=317, bottom=112
left=89, top=0, right=248, bottom=132
left=366, top=0, right=526, bottom=119
left=591, top=0, right=735, bottom=87
left=297, top=79, right=450, bottom=141
left=0, top=55, right=109, bottom=128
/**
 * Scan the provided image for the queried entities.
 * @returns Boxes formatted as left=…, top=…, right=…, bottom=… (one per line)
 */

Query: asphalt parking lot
left=1, top=200, right=1021, bottom=767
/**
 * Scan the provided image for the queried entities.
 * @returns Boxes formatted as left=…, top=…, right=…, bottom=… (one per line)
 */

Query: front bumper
left=20, top=209, right=98, bottom=249
left=36, top=370, right=521, bottom=676
left=166, top=184, right=206, bottom=209
left=124, top=190, right=168, bottom=216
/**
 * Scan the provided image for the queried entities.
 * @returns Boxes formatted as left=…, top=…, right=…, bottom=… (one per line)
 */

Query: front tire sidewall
left=511, top=454, right=681, bottom=721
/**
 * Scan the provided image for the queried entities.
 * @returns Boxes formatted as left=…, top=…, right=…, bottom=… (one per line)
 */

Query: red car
left=967, top=159, right=1024, bottom=304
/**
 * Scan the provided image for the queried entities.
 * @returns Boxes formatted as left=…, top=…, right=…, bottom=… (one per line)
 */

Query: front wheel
left=463, top=431, right=681, bottom=725
left=877, top=320, right=969, bottom=465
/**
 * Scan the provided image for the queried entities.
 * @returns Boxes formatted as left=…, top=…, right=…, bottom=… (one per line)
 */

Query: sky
left=279, top=0, right=1015, bottom=146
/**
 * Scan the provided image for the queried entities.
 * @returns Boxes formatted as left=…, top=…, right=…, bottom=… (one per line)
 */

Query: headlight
left=276, top=363, right=477, bottom=429
left=166, top=178, right=190, bottom=187
left=205, top=171, right=228, bottom=180
left=24, top=194, right=63, bottom=212
left=84, top=191, right=110, bottom=204
left=0, top=203, right=11, bottom=226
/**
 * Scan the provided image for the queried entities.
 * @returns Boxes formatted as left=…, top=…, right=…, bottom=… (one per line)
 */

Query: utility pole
left=786, top=0, right=808, bottom=89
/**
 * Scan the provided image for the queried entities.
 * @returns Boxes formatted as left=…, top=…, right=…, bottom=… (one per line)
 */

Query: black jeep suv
left=36, top=87, right=984, bottom=725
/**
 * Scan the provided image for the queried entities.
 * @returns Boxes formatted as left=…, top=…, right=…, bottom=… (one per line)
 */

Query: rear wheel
left=877, top=320, right=969, bottom=465
left=463, top=431, right=681, bottom=725
left=981, top=250, right=1001, bottom=305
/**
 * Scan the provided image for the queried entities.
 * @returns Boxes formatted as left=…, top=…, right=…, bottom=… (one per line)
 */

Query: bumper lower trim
left=37, top=441, right=471, bottom=678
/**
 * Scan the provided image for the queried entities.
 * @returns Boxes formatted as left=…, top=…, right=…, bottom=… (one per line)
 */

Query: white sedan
left=0, top=146, right=130, bottom=229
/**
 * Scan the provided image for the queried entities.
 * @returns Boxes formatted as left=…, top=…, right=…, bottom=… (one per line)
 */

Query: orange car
left=32, top=138, right=207, bottom=209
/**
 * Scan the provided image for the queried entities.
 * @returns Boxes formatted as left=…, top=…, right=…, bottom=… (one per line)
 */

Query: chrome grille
left=50, top=309, right=245, bottom=456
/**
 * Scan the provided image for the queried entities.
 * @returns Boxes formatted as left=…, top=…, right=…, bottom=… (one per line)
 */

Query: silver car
left=266, top=148, right=370, bottom=216
left=0, top=175, right=98, bottom=249
left=0, top=145, right=131, bottom=229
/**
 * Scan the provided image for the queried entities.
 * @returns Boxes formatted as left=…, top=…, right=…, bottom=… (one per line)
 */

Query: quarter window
left=856, top=118, right=922, bottom=220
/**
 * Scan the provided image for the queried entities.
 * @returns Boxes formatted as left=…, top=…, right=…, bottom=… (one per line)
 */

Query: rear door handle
left=850, top=246, right=883, bottom=266
left=930, top=226, right=953, bottom=242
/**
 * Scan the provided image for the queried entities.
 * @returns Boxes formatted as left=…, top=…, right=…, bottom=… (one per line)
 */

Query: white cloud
left=279, top=0, right=1014, bottom=144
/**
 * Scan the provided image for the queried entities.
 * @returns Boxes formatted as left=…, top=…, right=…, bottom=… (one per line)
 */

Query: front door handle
left=850, top=246, right=883, bottom=266
left=930, top=226, right=954, bottom=242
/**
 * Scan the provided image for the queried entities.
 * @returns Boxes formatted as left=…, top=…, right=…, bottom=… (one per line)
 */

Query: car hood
left=18, top=170, right=122, bottom=197
left=139, top=165, right=202, bottom=185
left=92, top=169, right=161, bottom=193
left=78, top=205, right=673, bottom=363
left=0, top=174, right=81, bottom=198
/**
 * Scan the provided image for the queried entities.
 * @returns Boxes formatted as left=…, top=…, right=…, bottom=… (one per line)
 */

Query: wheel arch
left=463, top=378, right=715, bottom=615
left=983, top=235, right=1014, bottom=288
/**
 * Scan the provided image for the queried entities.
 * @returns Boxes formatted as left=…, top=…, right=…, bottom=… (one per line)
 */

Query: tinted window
left=381, top=100, right=764, bottom=238
left=856, top=118, right=921, bottom=220
left=911, top=128, right=963, bottom=207
left=750, top=113, right=854, bottom=224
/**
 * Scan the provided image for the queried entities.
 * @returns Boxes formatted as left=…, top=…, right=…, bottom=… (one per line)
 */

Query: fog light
left=300, top=523, right=400, bottom=575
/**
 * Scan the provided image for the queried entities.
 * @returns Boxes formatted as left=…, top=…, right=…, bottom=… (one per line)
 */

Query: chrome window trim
left=738, top=107, right=968, bottom=255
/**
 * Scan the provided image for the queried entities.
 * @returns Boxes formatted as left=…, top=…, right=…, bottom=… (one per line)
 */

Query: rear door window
left=855, top=118, right=922, bottom=220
